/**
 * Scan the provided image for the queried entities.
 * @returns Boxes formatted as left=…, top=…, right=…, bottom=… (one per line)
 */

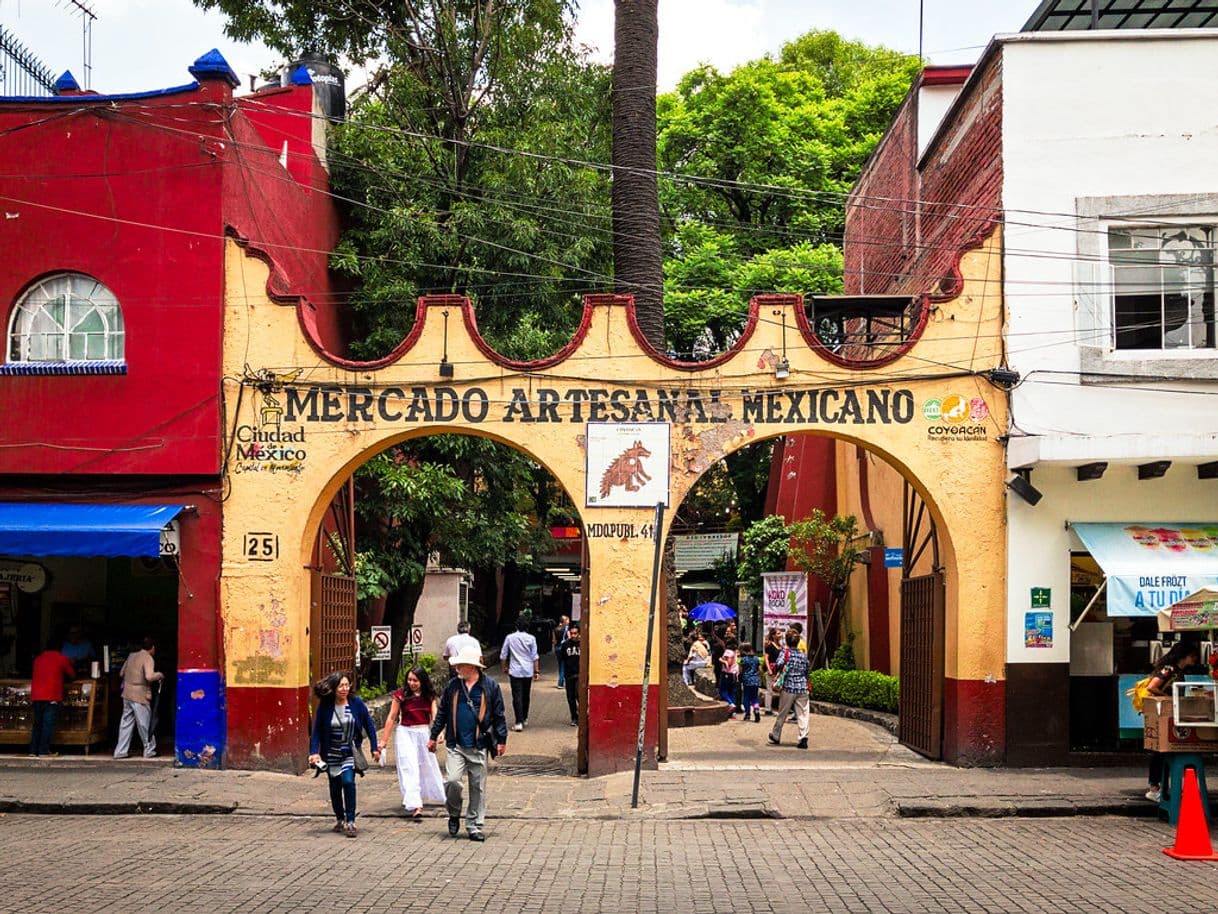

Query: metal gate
left=310, top=571, right=356, bottom=685
left=898, top=481, right=945, bottom=760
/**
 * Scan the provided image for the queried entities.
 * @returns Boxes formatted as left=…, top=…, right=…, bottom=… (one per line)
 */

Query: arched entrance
left=218, top=229, right=1009, bottom=774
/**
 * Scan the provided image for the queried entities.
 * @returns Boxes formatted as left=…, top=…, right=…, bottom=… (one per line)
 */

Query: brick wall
left=846, top=55, right=1003, bottom=299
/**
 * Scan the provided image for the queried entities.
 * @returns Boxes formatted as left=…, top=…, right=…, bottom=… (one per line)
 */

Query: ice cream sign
left=1071, top=523, right=1218, bottom=617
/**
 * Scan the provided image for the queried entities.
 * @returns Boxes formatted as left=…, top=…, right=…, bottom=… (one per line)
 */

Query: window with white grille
left=7, top=273, right=125, bottom=362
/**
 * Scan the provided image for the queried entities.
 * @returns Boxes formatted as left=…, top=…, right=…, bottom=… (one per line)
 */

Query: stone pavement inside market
left=0, top=657, right=1166, bottom=821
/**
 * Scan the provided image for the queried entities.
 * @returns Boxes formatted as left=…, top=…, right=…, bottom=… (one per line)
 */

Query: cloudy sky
left=1, top=0, right=1026, bottom=95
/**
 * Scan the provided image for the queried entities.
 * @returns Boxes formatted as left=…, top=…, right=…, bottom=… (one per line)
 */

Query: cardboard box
left=1144, top=695, right=1218, bottom=752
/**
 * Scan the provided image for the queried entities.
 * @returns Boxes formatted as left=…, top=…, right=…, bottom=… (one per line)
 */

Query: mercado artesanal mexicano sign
left=277, top=384, right=921, bottom=426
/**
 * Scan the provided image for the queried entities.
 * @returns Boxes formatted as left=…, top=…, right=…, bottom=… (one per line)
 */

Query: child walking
left=720, top=638, right=740, bottom=715
left=738, top=643, right=762, bottom=722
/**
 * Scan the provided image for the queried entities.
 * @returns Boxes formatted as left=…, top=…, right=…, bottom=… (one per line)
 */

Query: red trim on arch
left=622, top=293, right=764, bottom=372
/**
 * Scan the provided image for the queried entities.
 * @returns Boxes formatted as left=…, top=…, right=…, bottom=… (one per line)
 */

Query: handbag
left=351, top=742, right=369, bottom=773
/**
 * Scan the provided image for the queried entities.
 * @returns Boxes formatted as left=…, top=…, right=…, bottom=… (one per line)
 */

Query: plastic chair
left=1159, top=753, right=1210, bottom=826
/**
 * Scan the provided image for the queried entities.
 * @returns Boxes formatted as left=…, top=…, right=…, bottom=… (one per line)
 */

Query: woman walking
left=309, top=671, right=379, bottom=837
left=382, top=666, right=445, bottom=818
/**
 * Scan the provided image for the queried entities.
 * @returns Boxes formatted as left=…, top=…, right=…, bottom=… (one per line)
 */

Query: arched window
left=7, top=273, right=125, bottom=363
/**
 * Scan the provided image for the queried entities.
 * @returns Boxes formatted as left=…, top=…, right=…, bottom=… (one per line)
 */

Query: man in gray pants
left=114, top=637, right=164, bottom=759
left=428, top=647, right=507, bottom=841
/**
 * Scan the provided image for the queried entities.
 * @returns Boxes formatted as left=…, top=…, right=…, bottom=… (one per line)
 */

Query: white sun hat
left=449, top=646, right=485, bottom=669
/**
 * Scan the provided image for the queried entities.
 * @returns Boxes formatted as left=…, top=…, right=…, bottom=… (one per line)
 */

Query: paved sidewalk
left=0, top=655, right=1167, bottom=821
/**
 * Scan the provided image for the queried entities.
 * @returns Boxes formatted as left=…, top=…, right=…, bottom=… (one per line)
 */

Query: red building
left=0, top=50, right=342, bottom=765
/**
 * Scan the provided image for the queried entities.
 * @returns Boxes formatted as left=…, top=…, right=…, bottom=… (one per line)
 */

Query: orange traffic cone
left=1163, top=767, right=1218, bottom=861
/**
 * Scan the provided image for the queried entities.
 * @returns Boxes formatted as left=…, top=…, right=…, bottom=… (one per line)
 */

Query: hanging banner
left=1072, top=522, right=1218, bottom=617
left=761, top=571, right=808, bottom=636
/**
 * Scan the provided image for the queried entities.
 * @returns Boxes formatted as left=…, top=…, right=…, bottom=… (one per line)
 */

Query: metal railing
left=0, top=25, right=56, bottom=98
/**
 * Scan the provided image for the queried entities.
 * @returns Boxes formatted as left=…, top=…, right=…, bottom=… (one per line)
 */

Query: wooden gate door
left=898, top=481, right=945, bottom=760
left=310, top=571, right=357, bottom=686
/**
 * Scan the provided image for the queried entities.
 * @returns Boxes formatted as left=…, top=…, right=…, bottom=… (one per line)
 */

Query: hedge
left=808, top=669, right=898, bottom=714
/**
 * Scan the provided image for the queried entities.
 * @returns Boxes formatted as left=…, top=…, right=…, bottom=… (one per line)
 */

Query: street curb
left=896, top=799, right=1160, bottom=819
left=0, top=800, right=237, bottom=815
left=808, top=700, right=899, bottom=735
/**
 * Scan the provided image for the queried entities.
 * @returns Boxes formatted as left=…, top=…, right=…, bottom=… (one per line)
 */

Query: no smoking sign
left=370, top=625, right=392, bottom=661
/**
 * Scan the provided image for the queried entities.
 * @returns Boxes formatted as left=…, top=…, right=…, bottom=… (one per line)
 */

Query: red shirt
left=393, top=690, right=432, bottom=727
left=31, top=650, right=75, bottom=701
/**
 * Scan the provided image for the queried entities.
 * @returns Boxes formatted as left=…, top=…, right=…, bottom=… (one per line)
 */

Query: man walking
left=556, top=623, right=581, bottom=726
left=767, top=631, right=810, bottom=749
left=552, top=615, right=570, bottom=689
left=500, top=618, right=539, bottom=731
left=428, top=646, right=507, bottom=842
left=114, top=637, right=164, bottom=759
left=29, top=640, right=75, bottom=757
left=442, top=621, right=481, bottom=677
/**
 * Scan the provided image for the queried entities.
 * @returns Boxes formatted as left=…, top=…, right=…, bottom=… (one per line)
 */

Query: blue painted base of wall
left=175, top=669, right=225, bottom=768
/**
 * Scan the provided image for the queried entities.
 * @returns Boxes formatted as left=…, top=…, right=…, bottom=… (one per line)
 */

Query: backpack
left=1126, top=676, right=1153, bottom=714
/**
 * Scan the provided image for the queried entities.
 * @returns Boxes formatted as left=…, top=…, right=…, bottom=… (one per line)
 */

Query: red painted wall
left=587, top=684, right=660, bottom=777
left=943, top=676, right=1005, bottom=766
left=845, top=60, right=1002, bottom=299
left=0, top=71, right=343, bottom=476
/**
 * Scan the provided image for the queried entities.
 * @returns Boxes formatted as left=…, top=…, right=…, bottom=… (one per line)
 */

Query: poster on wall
left=585, top=422, right=670, bottom=508
left=1024, top=611, right=1053, bottom=648
left=761, top=572, right=808, bottom=635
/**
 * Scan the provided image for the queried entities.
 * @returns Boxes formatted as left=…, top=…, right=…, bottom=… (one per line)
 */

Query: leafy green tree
left=355, top=435, right=555, bottom=685
left=657, top=31, right=918, bottom=356
left=787, top=509, right=867, bottom=669
left=736, top=514, right=792, bottom=611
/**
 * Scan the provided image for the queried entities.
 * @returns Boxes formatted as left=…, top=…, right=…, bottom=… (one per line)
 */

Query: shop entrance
left=0, top=506, right=184, bottom=758
left=218, top=227, right=1011, bottom=773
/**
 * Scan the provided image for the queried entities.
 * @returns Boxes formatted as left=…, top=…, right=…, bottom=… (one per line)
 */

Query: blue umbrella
left=688, top=601, right=736, bottom=622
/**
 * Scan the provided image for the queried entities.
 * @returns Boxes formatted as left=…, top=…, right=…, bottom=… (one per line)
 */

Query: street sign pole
left=632, top=501, right=666, bottom=810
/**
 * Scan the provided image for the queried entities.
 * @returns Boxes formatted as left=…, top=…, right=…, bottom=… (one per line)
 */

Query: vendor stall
left=0, top=678, right=109, bottom=752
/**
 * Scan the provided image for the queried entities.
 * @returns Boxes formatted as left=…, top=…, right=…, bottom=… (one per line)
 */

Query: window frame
left=5, top=272, right=126, bottom=368
left=1107, top=222, right=1216, bottom=352
left=1074, top=194, right=1218, bottom=380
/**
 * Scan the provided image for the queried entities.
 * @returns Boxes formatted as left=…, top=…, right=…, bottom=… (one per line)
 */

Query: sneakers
left=469, top=831, right=486, bottom=842
left=1146, top=787, right=1162, bottom=803
left=569, top=719, right=578, bottom=727
left=512, top=723, right=524, bottom=732
left=796, top=738, right=808, bottom=749
left=448, top=816, right=460, bottom=837
left=767, top=734, right=780, bottom=746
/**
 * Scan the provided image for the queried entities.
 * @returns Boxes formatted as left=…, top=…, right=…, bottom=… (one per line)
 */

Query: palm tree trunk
left=612, top=0, right=665, bottom=349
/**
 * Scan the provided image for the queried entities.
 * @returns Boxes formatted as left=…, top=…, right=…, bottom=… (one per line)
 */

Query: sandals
left=410, top=808, right=424, bottom=819
left=332, top=820, right=345, bottom=833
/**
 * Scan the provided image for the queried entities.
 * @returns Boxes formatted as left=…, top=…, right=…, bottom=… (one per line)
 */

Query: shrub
left=829, top=633, right=857, bottom=671
left=808, top=669, right=898, bottom=713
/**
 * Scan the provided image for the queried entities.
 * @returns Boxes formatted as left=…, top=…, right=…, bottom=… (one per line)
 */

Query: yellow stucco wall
left=220, top=225, right=1008, bottom=764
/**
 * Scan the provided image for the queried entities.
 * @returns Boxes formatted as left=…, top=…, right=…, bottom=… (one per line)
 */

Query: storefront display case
left=0, top=678, right=110, bottom=752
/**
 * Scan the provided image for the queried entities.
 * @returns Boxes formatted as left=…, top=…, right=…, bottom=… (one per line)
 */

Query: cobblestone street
left=5, top=813, right=1218, bottom=913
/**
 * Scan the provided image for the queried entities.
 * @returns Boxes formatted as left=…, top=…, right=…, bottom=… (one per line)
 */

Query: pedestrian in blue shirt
left=738, top=643, right=762, bottom=723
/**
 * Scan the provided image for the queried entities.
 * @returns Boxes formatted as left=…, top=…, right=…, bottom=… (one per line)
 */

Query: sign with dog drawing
left=585, top=422, right=670, bottom=508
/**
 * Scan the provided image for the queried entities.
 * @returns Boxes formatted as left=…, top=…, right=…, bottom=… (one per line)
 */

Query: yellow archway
left=219, top=229, right=1008, bottom=774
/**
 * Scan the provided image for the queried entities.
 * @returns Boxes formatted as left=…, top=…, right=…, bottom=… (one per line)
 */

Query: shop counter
left=0, top=678, right=110, bottom=752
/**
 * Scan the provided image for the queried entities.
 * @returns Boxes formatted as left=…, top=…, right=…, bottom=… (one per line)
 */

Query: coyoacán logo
left=921, top=394, right=989, bottom=441
left=598, top=440, right=653, bottom=499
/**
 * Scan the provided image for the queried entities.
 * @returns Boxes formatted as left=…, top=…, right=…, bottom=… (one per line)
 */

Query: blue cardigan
left=310, top=695, right=378, bottom=758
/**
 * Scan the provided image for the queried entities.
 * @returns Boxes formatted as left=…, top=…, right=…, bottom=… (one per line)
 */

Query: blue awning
left=0, top=503, right=185, bottom=558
